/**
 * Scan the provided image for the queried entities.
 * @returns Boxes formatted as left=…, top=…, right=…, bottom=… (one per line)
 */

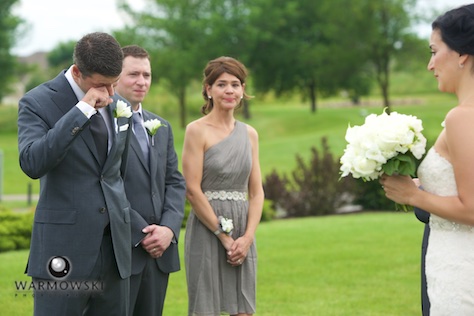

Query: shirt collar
left=133, top=104, right=144, bottom=117
left=65, top=66, right=85, bottom=101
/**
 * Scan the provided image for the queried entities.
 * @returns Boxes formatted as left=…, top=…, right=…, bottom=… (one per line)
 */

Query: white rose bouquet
left=339, top=109, right=427, bottom=211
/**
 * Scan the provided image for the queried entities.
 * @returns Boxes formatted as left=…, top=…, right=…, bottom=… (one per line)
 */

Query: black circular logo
left=48, top=256, right=70, bottom=279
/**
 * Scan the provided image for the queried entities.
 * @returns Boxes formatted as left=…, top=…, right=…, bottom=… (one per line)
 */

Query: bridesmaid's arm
left=227, top=125, right=264, bottom=264
left=244, top=125, right=264, bottom=240
left=182, top=121, right=234, bottom=248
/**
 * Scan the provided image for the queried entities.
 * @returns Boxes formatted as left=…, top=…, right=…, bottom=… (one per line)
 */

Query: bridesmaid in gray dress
left=182, top=56, right=264, bottom=316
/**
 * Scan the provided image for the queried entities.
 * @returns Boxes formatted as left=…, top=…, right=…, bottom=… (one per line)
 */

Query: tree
left=247, top=0, right=371, bottom=112
left=117, top=0, right=223, bottom=128
left=360, top=0, right=418, bottom=112
left=0, top=0, right=24, bottom=103
left=47, top=40, right=75, bottom=72
left=114, top=0, right=422, bottom=116
left=117, top=0, right=257, bottom=127
left=195, top=0, right=256, bottom=119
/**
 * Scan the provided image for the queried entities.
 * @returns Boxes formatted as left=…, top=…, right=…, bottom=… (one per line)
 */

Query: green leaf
left=382, top=159, right=398, bottom=175
left=382, top=153, right=417, bottom=176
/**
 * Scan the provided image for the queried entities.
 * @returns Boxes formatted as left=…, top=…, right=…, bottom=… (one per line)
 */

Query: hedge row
left=0, top=206, right=34, bottom=252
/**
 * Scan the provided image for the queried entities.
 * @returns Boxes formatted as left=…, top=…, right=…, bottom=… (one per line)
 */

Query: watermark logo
left=14, top=256, right=104, bottom=298
left=48, top=256, right=70, bottom=279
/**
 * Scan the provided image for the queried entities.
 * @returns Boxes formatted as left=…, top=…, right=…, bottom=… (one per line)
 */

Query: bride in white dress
left=380, top=4, right=474, bottom=315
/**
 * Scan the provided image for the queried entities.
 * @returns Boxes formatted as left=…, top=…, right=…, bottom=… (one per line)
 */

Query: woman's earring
left=208, top=95, right=212, bottom=99
left=460, top=63, right=465, bottom=69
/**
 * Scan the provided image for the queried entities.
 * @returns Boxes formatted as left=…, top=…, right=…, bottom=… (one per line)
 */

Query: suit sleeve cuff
left=76, top=101, right=97, bottom=118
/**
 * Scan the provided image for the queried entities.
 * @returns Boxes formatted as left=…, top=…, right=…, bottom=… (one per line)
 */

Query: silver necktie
left=132, top=112, right=149, bottom=166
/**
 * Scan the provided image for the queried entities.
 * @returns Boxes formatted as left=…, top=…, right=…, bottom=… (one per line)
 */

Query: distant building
left=3, top=51, right=48, bottom=106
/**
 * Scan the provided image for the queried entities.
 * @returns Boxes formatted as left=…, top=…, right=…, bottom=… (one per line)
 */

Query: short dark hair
left=122, top=45, right=150, bottom=60
left=201, top=56, right=251, bottom=115
left=432, top=4, right=474, bottom=56
left=73, top=32, right=123, bottom=78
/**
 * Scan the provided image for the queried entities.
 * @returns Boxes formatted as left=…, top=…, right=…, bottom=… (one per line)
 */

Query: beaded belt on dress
left=204, top=190, right=247, bottom=201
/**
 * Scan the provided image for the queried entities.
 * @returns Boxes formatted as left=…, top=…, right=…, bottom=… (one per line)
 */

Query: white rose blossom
left=143, top=119, right=167, bottom=146
left=114, top=100, right=133, bottom=118
left=218, top=216, right=233, bottom=234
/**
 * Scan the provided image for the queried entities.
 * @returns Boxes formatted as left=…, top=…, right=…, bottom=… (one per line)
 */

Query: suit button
left=71, top=126, right=80, bottom=135
left=99, top=207, right=107, bottom=214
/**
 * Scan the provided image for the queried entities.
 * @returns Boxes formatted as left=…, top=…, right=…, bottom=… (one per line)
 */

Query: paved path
left=1, top=194, right=39, bottom=202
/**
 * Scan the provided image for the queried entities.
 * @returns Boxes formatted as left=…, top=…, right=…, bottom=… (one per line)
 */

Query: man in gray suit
left=116, top=45, right=186, bottom=315
left=18, top=32, right=148, bottom=315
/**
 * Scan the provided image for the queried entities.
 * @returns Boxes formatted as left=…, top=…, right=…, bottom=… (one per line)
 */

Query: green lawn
left=1, top=212, right=422, bottom=315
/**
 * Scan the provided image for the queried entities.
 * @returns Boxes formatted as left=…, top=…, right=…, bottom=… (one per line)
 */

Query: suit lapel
left=131, top=133, right=150, bottom=174
left=143, top=112, right=159, bottom=177
left=102, top=102, right=118, bottom=171
left=50, top=72, right=102, bottom=165
left=82, top=124, right=102, bottom=166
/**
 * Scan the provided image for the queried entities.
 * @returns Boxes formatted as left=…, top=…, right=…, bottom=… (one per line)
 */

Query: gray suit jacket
left=18, top=71, right=147, bottom=280
left=124, top=109, right=186, bottom=275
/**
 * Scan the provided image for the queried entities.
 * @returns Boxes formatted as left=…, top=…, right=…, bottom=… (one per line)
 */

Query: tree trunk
left=309, top=81, right=317, bottom=113
left=178, top=87, right=186, bottom=129
left=381, top=81, right=390, bottom=114
left=375, top=56, right=391, bottom=114
left=242, top=99, right=251, bottom=119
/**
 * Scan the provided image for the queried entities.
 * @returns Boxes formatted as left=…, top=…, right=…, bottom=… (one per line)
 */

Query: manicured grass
left=0, top=132, right=38, bottom=195
left=0, top=212, right=422, bottom=315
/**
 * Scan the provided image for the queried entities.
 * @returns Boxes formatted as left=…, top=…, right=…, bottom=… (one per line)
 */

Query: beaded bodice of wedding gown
left=417, top=147, right=474, bottom=315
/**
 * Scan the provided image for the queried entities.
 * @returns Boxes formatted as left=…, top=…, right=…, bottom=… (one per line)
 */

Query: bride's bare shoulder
left=445, top=106, right=474, bottom=126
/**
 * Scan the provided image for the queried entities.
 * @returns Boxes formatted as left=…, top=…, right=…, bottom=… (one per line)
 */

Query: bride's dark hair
left=432, top=4, right=474, bottom=56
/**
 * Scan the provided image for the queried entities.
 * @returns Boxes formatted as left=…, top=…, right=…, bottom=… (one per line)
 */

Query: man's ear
left=71, top=65, right=81, bottom=79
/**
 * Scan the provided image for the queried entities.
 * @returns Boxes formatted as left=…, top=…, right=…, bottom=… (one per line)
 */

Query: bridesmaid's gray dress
left=185, top=121, right=257, bottom=316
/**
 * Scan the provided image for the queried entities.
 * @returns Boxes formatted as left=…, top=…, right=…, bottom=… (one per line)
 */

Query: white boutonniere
left=219, top=216, right=234, bottom=235
left=114, top=100, right=133, bottom=118
left=143, top=118, right=167, bottom=146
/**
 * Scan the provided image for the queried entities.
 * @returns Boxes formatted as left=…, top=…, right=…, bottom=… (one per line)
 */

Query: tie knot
left=133, top=112, right=142, bottom=124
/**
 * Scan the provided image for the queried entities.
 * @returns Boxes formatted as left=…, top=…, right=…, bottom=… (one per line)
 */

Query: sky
left=11, top=0, right=472, bottom=57
left=12, top=0, right=145, bottom=56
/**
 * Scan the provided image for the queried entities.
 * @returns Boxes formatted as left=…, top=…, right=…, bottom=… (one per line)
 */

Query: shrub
left=263, top=137, right=357, bottom=218
left=181, top=199, right=192, bottom=229
left=353, top=178, right=395, bottom=211
left=260, top=199, right=276, bottom=222
left=0, top=206, right=34, bottom=252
